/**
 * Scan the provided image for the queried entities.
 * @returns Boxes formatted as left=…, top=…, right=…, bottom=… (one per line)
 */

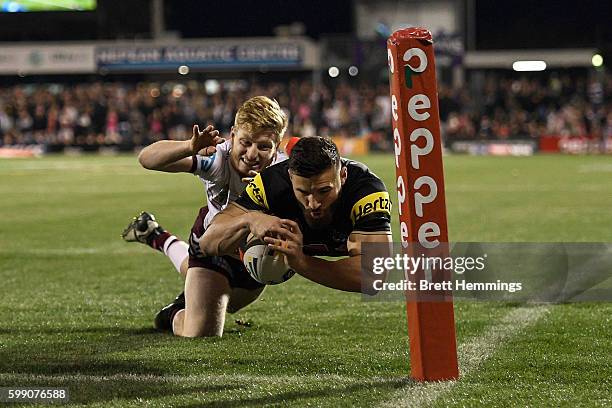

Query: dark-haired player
left=161, top=136, right=393, bottom=337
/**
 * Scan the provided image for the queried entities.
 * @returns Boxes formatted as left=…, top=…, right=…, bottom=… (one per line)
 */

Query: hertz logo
left=350, top=192, right=391, bottom=224
left=245, top=173, right=269, bottom=209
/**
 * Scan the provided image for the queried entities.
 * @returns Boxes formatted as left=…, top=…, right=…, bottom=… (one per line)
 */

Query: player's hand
left=241, top=170, right=258, bottom=183
left=191, top=124, right=224, bottom=156
left=247, top=213, right=287, bottom=241
left=263, top=219, right=306, bottom=272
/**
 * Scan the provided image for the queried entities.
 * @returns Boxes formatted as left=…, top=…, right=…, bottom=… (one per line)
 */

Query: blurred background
left=0, top=0, right=609, bottom=157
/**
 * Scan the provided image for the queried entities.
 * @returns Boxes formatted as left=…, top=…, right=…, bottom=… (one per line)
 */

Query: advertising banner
left=96, top=42, right=303, bottom=72
left=0, top=45, right=95, bottom=74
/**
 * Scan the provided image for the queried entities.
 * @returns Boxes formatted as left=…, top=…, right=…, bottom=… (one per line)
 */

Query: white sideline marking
left=447, top=185, right=600, bottom=193
left=377, top=305, right=550, bottom=408
left=578, top=164, right=612, bottom=173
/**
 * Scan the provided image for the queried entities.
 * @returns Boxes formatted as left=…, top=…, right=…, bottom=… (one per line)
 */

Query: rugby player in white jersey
left=121, top=96, right=290, bottom=337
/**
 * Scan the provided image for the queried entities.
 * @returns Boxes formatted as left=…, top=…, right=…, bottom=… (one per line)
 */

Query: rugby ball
left=241, top=234, right=295, bottom=285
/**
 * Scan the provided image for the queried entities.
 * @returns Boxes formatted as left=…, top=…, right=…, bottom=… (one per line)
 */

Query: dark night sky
left=164, top=0, right=611, bottom=49
left=475, top=0, right=612, bottom=49
left=165, top=0, right=354, bottom=39
left=0, top=0, right=609, bottom=50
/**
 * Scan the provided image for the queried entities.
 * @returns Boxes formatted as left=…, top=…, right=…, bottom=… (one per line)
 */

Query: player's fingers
left=202, top=146, right=216, bottom=156
left=280, top=219, right=300, bottom=233
left=263, top=238, right=291, bottom=253
left=267, top=244, right=290, bottom=255
left=269, top=226, right=299, bottom=243
left=265, top=226, right=285, bottom=237
left=248, top=170, right=258, bottom=176
left=193, top=124, right=200, bottom=137
left=263, top=237, right=281, bottom=249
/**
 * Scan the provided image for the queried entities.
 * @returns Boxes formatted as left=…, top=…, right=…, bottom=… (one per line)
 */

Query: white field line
left=377, top=305, right=550, bottom=408
left=446, top=185, right=601, bottom=193
left=578, top=164, right=612, bottom=173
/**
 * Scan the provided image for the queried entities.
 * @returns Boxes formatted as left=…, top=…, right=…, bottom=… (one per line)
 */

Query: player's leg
left=152, top=267, right=229, bottom=337
left=227, top=286, right=265, bottom=313
left=157, top=254, right=266, bottom=335
left=162, top=270, right=264, bottom=336
left=121, top=211, right=192, bottom=279
left=153, top=207, right=265, bottom=337
left=176, top=266, right=231, bottom=337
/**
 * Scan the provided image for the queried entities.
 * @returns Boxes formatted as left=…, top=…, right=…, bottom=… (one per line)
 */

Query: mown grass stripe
left=0, top=372, right=368, bottom=384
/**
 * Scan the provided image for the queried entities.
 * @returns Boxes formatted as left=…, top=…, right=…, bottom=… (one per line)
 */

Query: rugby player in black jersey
left=202, top=136, right=393, bottom=297
left=160, top=136, right=392, bottom=337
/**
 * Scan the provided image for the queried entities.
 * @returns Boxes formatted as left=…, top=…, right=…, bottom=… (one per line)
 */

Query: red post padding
left=387, top=27, right=459, bottom=381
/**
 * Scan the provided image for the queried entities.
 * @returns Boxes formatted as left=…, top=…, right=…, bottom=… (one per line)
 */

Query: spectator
left=0, top=71, right=609, bottom=149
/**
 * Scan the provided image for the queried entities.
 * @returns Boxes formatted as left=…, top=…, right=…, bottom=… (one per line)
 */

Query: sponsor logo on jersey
left=350, top=191, right=391, bottom=224
left=245, top=173, right=269, bottom=209
left=198, top=152, right=216, bottom=172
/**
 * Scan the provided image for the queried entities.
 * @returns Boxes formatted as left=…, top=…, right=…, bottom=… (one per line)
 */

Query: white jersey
left=192, top=139, right=287, bottom=230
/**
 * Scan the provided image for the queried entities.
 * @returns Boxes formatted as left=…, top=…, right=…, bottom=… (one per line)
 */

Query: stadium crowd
left=0, top=71, right=610, bottom=149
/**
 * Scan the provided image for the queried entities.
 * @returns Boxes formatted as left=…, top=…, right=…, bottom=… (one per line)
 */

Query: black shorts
left=188, top=206, right=264, bottom=290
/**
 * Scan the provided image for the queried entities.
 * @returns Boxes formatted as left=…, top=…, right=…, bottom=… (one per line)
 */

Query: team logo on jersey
left=350, top=191, right=391, bottom=224
left=245, top=173, right=269, bottom=209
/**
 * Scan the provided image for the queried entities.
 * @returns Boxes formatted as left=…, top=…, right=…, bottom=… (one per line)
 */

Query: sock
left=151, top=231, right=173, bottom=252
left=163, top=238, right=189, bottom=275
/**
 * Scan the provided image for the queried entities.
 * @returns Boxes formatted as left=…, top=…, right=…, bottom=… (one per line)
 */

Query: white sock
left=163, top=237, right=189, bottom=275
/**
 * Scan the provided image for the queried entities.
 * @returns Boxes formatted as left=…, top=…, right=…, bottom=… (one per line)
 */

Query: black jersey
left=234, top=159, right=391, bottom=257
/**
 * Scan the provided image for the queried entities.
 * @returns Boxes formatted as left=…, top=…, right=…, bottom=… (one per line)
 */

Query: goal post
left=387, top=27, right=459, bottom=381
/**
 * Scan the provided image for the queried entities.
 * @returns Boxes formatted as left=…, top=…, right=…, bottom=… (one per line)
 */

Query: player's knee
left=180, top=257, right=189, bottom=276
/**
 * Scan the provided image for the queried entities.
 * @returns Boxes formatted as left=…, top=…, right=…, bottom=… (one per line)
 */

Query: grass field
left=0, top=153, right=611, bottom=407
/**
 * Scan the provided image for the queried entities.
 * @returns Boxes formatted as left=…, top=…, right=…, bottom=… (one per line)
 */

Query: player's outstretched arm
left=200, top=203, right=288, bottom=257
left=265, top=220, right=393, bottom=295
left=138, top=124, right=223, bottom=173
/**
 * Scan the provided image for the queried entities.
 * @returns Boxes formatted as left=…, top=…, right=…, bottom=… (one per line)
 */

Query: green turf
left=0, top=153, right=610, bottom=406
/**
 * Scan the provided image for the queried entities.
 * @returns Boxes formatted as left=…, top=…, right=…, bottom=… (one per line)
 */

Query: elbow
left=361, top=274, right=386, bottom=296
left=362, top=283, right=379, bottom=297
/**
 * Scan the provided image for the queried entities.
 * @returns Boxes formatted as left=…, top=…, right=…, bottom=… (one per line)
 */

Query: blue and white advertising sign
left=96, top=42, right=303, bottom=71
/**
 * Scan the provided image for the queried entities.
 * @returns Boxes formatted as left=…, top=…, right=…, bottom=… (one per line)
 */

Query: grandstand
left=0, top=0, right=609, bottom=157
left=0, top=0, right=610, bottom=406
left=1, top=72, right=610, bottom=152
